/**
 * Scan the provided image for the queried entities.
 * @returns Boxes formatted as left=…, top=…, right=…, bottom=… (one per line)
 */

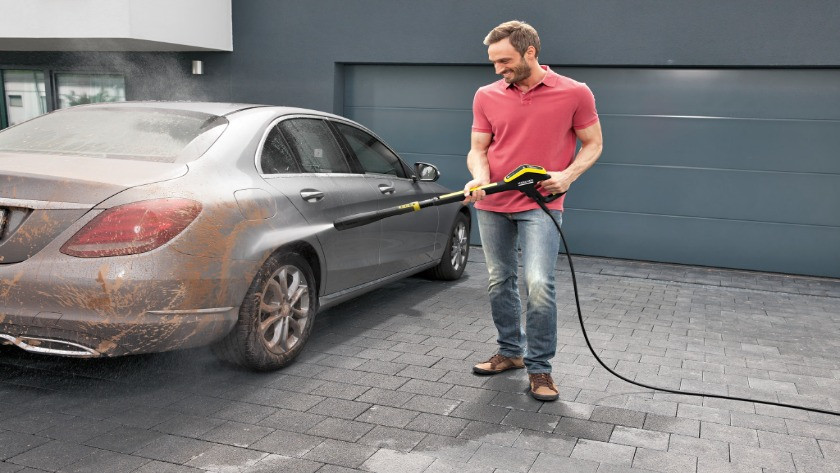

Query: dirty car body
left=0, top=102, right=470, bottom=370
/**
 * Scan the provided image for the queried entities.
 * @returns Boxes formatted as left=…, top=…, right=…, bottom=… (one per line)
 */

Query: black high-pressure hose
left=532, top=196, right=840, bottom=417
left=335, top=164, right=839, bottom=417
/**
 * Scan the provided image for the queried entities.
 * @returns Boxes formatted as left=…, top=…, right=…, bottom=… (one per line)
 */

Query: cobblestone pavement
left=2, top=248, right=840, bottom=472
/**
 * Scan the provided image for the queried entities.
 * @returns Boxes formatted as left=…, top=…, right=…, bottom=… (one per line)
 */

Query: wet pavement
left=2, top=248, right=840, bottom=472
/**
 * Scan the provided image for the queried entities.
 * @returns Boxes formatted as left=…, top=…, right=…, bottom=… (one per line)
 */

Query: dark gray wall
left=5, top=1, right=839, bottom=126
left=214, top=0, right=840, bottom=111
left=5, top=1, right=839, bottom=124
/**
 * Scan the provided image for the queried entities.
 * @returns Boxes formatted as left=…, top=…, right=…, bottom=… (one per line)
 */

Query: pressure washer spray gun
left=333, top=164, right=563, bottom=231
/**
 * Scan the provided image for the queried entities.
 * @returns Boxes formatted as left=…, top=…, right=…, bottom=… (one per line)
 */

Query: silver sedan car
left=0, top=102, right=470, bottom=370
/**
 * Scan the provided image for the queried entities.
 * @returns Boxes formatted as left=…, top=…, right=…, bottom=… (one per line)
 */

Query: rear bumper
left=0, top=306, right=238, bottom=357
left=0, top=247, right=255, bottom=357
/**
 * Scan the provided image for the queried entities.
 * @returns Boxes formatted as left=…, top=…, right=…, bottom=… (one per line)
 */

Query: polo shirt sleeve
left=471, top=89, right=492, bottom=134
left=573, top=83, right=599, bottom=130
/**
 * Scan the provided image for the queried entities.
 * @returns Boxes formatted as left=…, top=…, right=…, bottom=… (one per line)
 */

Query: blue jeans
left=477, top=208, right=562, bottom=374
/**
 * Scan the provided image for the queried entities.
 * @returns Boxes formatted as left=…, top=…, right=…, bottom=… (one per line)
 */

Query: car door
left=259, top=116, right=382, bottom=295
left=331, top=121, right=438, bottom=278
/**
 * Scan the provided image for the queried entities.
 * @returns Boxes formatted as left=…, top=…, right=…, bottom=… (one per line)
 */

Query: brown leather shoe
left=528, top=373, right=559, bottom=401
left=473, top=354, right=525, bottom=375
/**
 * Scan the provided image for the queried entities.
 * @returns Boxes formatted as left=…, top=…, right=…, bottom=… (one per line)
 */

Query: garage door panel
left=347, top=66, right=840, bottom=119
left=564, top=210, right=840, bottom=278
left=600, top=115, right=840, bottom=174
left=569, top=68, right=840, bottom=120
left=346, top=107, right=470, bottom=156
left=569, top=165, right=840, bottom=227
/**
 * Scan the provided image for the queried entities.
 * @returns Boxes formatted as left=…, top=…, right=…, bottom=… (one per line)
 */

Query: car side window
left=279, top=118, right=350, bottom=173
left=260, top=124, right=301, bottom=174
left=334, top=122, right=406, bottom=178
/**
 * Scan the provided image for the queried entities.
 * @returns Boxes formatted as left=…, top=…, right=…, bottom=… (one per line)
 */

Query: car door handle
left=378, top=184, right=395, bottom=194
left=300, top=189, right=325, bottom=202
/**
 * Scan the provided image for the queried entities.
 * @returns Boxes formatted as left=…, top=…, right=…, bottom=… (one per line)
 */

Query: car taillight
left=60, top=199, right=202, bottom=258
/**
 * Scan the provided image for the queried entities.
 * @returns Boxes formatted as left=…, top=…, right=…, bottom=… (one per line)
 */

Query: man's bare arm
left=464, top=131, right=493, bottom=203
left=539, top=121, right=603, bottom=195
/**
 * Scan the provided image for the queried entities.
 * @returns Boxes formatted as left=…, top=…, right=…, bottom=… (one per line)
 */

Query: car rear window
left=0, top=106, right=228, bottom=163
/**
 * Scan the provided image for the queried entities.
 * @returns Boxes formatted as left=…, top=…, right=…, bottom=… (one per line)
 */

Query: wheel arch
left=263, top=241, right=323, bottom=299
left=457, top=205, right=472, bottom=224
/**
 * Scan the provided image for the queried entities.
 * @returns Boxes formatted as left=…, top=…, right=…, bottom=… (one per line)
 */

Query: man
left=463, top=20, right=603, bottom=401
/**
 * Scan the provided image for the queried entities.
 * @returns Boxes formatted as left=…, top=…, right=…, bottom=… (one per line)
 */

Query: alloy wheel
left=449, top=220, right=469, bottom=271
left=258, top=265, right=310, bottom=354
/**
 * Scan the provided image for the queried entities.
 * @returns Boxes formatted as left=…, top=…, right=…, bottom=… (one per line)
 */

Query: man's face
left=488, top=38, right=532, bottom=84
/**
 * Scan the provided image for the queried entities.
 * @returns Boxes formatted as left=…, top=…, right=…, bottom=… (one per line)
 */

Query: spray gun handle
left=501, top=164, right=566, bottom=203
left=542, top=191, right=565, bottom=203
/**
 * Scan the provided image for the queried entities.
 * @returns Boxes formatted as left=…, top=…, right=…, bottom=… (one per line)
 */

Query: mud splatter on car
left=0, top=102, right=470, bottom=370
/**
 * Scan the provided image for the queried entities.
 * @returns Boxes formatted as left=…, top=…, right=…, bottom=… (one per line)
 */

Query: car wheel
left=213, top=252, right=317, bottom=371
left=425, top=211, right=470, bottom=280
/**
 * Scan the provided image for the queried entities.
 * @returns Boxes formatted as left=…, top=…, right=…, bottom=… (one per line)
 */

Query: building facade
left=2, top=0, right=839, bottom=277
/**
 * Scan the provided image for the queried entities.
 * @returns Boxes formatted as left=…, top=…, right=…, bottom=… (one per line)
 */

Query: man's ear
left=525, top=46, right=537, bottom=60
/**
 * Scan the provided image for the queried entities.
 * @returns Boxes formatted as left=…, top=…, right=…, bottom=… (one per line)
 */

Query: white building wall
left=0, top=0, right=232, bottom=51
left=128, top=0, right=232, bottom=51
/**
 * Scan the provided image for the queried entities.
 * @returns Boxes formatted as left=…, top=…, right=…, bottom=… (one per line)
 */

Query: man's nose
left=494, top=63, right=505, bottom=74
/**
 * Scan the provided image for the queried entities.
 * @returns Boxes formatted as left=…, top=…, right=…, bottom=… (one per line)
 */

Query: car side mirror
left=414, top=162, right=440, bottom=182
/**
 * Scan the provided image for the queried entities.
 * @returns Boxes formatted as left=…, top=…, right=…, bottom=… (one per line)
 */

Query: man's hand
left=537, top=170, right=574, bottom=195
left=463, top=177, right=490, bottom=204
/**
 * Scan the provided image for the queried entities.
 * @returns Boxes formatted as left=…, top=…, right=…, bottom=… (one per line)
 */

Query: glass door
left=2, top=70, right=47, bottom=127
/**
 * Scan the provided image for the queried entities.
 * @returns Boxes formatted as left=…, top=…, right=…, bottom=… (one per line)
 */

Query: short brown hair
left=483, top=20, right=541, bottom=57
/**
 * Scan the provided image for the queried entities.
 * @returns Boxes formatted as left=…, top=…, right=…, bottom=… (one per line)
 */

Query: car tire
left=212, top=252, right=317, bottom=371
left=424, top=211, right=470, bottom=280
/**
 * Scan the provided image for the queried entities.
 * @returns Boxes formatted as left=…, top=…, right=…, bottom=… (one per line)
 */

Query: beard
left=503, top=57, right=532, bottom=84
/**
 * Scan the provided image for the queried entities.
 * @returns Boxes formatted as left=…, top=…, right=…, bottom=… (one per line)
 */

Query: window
left=2, top=70, right=47, bottom=126
left=278, top=118, right=350, bottom=173
left=56, top=73, right=125, bottom=109
left=0, top=70, right=127, bottom=130
left=260, top=125, right=301, bottom=174
left=334, top=122, right=406, bottom=178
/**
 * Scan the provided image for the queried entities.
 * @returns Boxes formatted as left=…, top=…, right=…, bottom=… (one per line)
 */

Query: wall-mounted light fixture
left=192, top=60, right=204, bottom=75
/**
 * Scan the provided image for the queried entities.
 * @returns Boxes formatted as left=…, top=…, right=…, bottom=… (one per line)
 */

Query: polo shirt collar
left=503, top=65, right=558, bottom=90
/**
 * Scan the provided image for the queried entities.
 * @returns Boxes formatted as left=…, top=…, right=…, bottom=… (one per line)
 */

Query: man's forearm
left=565, top=141, right=603, bottom=182
left=467, top=148, right=491, bottom=182
left=562, top=121, right=604, bottom=184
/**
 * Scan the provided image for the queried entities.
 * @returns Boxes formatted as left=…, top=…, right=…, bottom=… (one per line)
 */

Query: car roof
left=71, top=101, right=343, bottom=119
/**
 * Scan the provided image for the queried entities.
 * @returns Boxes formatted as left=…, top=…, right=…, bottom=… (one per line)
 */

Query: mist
left=0, top=46, right=227, bottom=105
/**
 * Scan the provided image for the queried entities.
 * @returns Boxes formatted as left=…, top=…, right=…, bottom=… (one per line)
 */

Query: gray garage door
left=344, top=65, right=840, bottom=278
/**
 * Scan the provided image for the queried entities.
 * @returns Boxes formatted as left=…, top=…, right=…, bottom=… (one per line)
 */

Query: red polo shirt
left=472, top=65, right=599, bottom=212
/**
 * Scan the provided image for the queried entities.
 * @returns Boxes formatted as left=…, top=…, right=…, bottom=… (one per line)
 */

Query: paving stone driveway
left=2, top=249, right=839, bottom=473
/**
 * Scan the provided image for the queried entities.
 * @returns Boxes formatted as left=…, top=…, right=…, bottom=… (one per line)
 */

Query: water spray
left=334, top=164, right=839, bottom=417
